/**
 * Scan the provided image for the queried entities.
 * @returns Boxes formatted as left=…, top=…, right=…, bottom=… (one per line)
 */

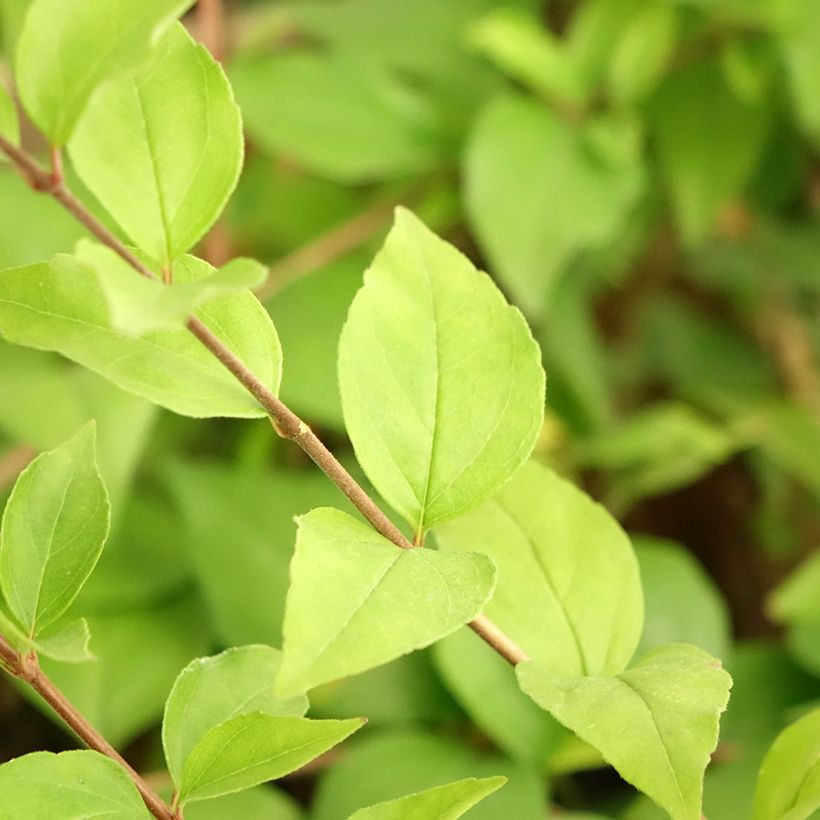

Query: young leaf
left=178, top=714, right=364, bottom=805
left=163, top=646, right=309, bottom=788
left=0, top=254, right=281, bottom=418
left=0, top=750, right=150, bottom=818
left=15, top=0, right=193, bottom=145
left=436, top=461, right=643, bottom=677
left=0, top=605, right=94, bottom=662
left=76, top=241, right=268, bottom=336
left=349, top=776, right=507, bottom=819
left=69, top=23, right=242, bottom=267
left=0, top=423, right=109, bottom=637
left=338, top=207, right=544, bottom=539
left=0, top=81, right=19, bottom=151
left=517, top=644, right=732, bottom=820
left=465, top=93, right=643, bottom=317
left=276, top=507, right=496, bottom=697
left=753, top=707, right=820, bottom=820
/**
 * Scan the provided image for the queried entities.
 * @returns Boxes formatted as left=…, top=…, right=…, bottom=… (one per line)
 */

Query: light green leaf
left=0, top=81, right=19, bottom=152
left=69, top=23, right=242, bottom=267
left=434, top=628, right=562, bottom=766
left=436, top=461, right=642, bottom=677
left=517, top=644, right=732, bottom=820
left=0, top=423, right=109, bottom=636
left=753, top=707, right=820, bottom=820
left=230, top=54, right=442, bottom=183
left=30, top=617, right=94, bottom=663
left=648, top=60, right=770, bottom=244
left=163, top=646, right=309, bottom=788
left=338, top=207, right=544, bottom=537
left=76, top=241, right=267, bottom=336
left=0, top=750, right=150, bottom=819
left=15, top=0, right=193, bottom=145
left=277, top=507, right=496, bottom=697
left=0, top=254, right=281, bottom=418
left=350, top=776, right=507, bottom=820
left=178, top=714, right=364, bottom=805
left=465, top=93, right=643, bottom=316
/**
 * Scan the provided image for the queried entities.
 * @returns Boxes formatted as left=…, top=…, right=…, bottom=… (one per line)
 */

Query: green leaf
left=0, top=423, right=109, bottom=636
left=753, top=707, right=820, bottom=820
left=163, top=646, right=309, bottom=788
left=69, top=23, right=242, bottom=267
left=350, top=776, right=507, bottom=820
left=436, top=460, right=642, bottom=677
left=0, top=750, right=150, bottom=819
left=635, top=537, right=731, bottom=661
left=517, top=644, right=732, bottom=820
left=30, top=617, right=93, bottom=663
left=15, top=0, right=193, bottom=145
left=277, top=507, right=496, bottom=697
left=76, top=241, right=267, bottom=336
left=178, top=714, right=364, bottom=805
left=338, top=207, right=544, bottom=537
left=0, top=80, right=19, bottom=151
left=184, top=786, right=303, bottom=820
left=434, top=628, right=563, bottom=767
left=230, top=53, right=442, bottom=183
left=0, top=254, right=281, bottom=418
left=648, top=59, right=770, bottom=244
left=465, top=93, right=643, bottom=316
left=778, top=0, right=820, bottom=145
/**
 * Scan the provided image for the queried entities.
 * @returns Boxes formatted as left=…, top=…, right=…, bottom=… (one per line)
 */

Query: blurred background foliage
left=1, top=0, right=819, bottom=817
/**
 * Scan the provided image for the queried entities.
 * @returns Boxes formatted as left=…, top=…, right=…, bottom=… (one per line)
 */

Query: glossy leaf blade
left=277, top=507, right=496, bottom=697
left=179, top=714, right=364, bottom=804
left=350, top=776, right=507, bottom=820
left=0, top=423, right=109, bottom=636
left=15, top=0, right=193, bottom=144
left=0, top=750, right=150, bottom=819
left=517, top=644, right=732, bottom=820
left=437, top=460, right=642, bottom=677
left=163, top=646, right=309, bottom=788
left=338, top=207, right=544, bottom=537
left=0, top=255, right=281, bottom=418
left=69, top=23, right=242, bottom=266
left=753, top=707, right=820, bottom=820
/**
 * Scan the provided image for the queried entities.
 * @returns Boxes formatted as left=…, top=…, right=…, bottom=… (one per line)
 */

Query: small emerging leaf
left=76, top=241, right=268, bottom=336
left=69, top=23, right=243, bottom=267
left=753, top=707, right=820, bottom=820
left=163, top=645, right=308, bottom=788
left=338, top=207, right=544, bottom=538
left=15, top=0, right=194, bottom=144
left=0, top=750, right=150, bottom=818
left=517, top=644, right=732, bottom=820
left=0, top=607, right=94, bottom=663
left=349, top=776, right=507, bottom=819
left=277, top=507, right=496, bottom=697
left=0, top=423, right=109, bottom=636
left=178, top=713, right=364, bottom=805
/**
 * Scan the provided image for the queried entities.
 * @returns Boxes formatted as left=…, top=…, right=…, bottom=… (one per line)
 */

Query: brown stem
left=0, top=634, right=174, bottom=820
left=196, top=0, right=228, bottom=63
left=0, top=137, right=529, bottom=667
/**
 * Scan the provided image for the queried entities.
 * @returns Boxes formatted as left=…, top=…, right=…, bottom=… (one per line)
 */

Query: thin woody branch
left=0, top=136, right=529, bottom=668
left=0, top=633, right=174, bottom=820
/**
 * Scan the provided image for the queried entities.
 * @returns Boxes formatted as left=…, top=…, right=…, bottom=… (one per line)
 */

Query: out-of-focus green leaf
left=349, top=777, right=507, bottom=820
left=0, top=750, right=150, bottom=819
left=753, top=707, right=820, bottom=820
left=15, top=0, right=193, bottom=144
left=0, top=81, right=18, bottom=151
left=276, top=507, right=496, bottom=697
left=163, top=646, right=308, bottom=788
left=437, top=461, right=642, bottom=677
left=648, top=60, right=770, bottom=244
left=69, top=24, right=242, bottom=267
left=778, top=0, right=820, bottom=145
left=465, top=93, right=643, bottom=316
left=311, top=731, right=548, bottom=820
left=0, top=0, right=32, bottom=55
left=635, top=536, right=731, bottom=660
left=517, top=645, right=732, bottom=820
left=0, top=423, right=109, bottom=636
left=184, top=786, right=303, bottom=820
left=338, top=208, right=544, bottom=536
